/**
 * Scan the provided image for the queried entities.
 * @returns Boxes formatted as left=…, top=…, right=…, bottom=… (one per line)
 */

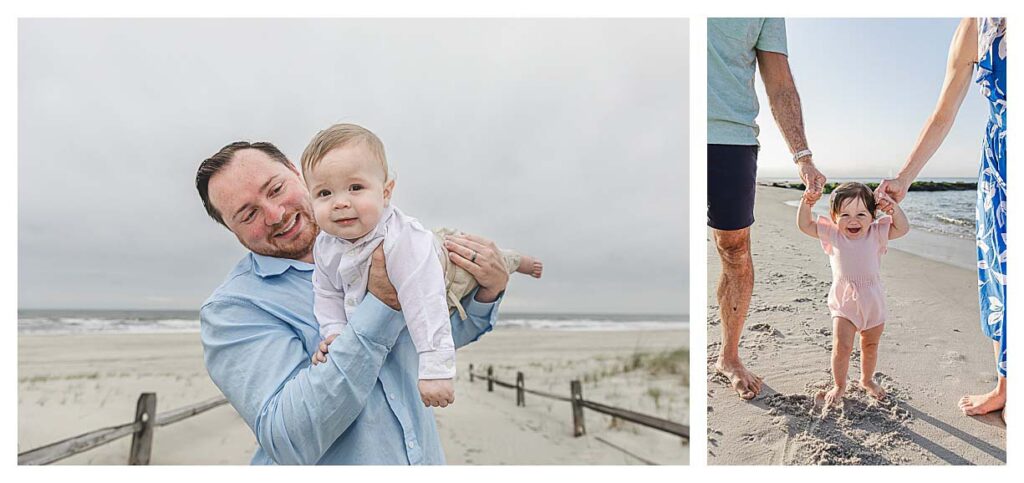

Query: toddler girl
left=796, top=182, right=909, bottom=408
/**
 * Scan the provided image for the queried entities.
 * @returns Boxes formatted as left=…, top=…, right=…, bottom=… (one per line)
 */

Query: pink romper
left=816, top=216, right=892, bottom=331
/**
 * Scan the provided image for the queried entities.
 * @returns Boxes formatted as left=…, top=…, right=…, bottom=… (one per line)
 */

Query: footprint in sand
left=763, top=377, right=915, bottom=465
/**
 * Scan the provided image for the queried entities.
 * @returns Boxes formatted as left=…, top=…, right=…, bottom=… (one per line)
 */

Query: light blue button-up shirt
left=200, top=252, right=500, bottom=465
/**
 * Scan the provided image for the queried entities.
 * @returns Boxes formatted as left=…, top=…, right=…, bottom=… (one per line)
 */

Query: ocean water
left=776, top=179, right=978, bottom=270
left=767, top=177, right=977, bottom=239
left=17, top=310, right=687, bottom=336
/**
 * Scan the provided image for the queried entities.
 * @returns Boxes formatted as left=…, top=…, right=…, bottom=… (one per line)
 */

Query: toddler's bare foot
left=516, top=255, right=543, bottom=278
left=958, top=387, right=1006, bottom=416
left=860, top=378, right=887, bottom=400
left=816, top=385, right=846, bottom=410
left=418, top=378, right=455, bottom=408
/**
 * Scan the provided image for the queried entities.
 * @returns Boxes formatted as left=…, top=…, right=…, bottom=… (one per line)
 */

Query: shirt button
left=390, top=394, right=396, bottom=400
left=407, top=442, right=414, bottom=449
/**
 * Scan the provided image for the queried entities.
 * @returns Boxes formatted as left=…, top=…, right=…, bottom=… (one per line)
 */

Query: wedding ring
left=471, top=251, right=478, bottom=263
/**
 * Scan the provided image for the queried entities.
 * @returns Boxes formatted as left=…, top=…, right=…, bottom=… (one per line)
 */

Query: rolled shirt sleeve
left=201, top=293, right=404, bottom=464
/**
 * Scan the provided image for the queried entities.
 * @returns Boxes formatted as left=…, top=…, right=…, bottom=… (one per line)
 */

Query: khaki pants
left=433, top=228, right=520, bottom=320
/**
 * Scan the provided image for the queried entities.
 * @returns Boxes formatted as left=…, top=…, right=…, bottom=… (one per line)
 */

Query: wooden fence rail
left=467, top=363, right=689, bottom=440
left=18, top=394, right=229, bottom=465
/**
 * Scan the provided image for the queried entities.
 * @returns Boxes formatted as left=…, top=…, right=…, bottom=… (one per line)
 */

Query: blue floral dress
left=975, top=17, right=1006, bottom=378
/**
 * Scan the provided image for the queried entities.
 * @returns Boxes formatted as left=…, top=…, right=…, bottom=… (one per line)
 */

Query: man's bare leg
left=712, top=227, right=762, bottom=400
left=959, top=340, right=1007, bottom=416
left=859, top=323, right=887, bottom=400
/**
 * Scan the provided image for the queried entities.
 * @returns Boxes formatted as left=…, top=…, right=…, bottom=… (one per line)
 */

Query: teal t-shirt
left=707, top=18, right=788, bottom=146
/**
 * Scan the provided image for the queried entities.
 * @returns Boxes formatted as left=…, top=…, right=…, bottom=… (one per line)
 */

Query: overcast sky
left=19, top=19, right=689, bottom=315
left=754, top=18, right=989, bottom=179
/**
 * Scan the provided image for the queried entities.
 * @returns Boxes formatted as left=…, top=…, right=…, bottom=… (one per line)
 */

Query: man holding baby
left=194, top=139, right=509, bottom=464
left=707, top=18, right=826, bottom=399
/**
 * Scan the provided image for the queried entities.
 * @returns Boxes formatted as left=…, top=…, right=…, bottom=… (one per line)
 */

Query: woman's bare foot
left=714, top=358, right=762, bottom=400
left=816, top=384, right=846, bottom=409
left=516, top=255, right=543, bottom=278
left=959, top=387, right=1006, bottom=416
left=860, top=378, right=887, bottom=400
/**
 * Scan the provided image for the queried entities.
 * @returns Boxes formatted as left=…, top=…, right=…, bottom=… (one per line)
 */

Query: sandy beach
left=19, top=327, right=687, bottom=465
left=706, top=186, right=1006, bottom=465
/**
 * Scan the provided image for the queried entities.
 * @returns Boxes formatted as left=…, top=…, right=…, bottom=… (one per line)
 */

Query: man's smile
left=273, top=212, right=302, bottom=238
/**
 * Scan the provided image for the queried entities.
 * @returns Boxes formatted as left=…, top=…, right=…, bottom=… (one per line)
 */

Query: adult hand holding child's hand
left=797, top=158, right=827, bottom=195
left=874, top=178, right=908, bottom=214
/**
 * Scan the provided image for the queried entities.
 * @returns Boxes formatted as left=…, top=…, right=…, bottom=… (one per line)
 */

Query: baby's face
left=306, top=143, right=392, bottom=241
left=833, top=197, right=873, bottom=240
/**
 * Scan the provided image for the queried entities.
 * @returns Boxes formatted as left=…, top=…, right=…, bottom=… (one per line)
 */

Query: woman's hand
left=874, top=178, right=908, bottom=214
left=443, top=233, right=509, bottom=303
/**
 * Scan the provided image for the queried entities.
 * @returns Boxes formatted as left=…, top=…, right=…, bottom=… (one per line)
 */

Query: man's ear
left=383, top=178, right=396, bottom=202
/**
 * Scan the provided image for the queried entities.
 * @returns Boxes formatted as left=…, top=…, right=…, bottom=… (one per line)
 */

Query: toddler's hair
left=300, top=123, right=388, bottom=180
left=829, top=182, right=877, bottom=220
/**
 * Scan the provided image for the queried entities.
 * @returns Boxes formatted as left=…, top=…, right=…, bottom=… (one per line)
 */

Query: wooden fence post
left=516, top=371, right=525, bottom=407
left=128, top=392, right=157, bottom=465
left=487, top=365, right=494, bottom=392
left=469, top=363, right=474, bottom=383
left=571, top=380, right=585, bottom=437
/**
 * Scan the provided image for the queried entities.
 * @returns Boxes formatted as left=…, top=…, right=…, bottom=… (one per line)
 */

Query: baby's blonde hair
left=300, top=123, right=388, bottom=180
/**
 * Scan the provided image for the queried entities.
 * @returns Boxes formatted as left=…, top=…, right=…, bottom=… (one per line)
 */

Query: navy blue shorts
left=707, top=144, right=758, bottom=231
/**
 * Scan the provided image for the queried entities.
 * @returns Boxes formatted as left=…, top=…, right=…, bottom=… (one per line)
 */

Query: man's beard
left=241, top=209, right=320, bottom=260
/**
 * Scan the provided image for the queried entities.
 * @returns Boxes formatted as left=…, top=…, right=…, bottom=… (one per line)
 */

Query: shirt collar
left=251, top=252, right=314, bottom=278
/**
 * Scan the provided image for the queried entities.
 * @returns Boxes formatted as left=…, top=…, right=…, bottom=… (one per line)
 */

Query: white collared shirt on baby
left=312, top=205, right=455, bottom=380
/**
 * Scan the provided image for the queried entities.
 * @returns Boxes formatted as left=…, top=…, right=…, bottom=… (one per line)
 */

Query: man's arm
left=201, top=294, right=405, bottom=465
left=757, top=50, right=826, bottom=193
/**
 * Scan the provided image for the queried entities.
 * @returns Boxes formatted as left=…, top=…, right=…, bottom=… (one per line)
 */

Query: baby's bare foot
left=860, top=378, right=887, bottom=400
left=816, top=385, right=846, bottom=410
left=516, top=255, right=543, bottom=278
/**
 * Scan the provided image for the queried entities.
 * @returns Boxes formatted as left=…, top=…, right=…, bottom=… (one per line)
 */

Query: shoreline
left=706, top=186, right=1004, bottom=465
left=781, top=199, right=977, bottom=271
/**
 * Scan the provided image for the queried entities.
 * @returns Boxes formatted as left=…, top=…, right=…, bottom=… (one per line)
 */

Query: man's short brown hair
left=300, top=123, right=388, bottom=180
left=829, top=182, right=877, bottom=221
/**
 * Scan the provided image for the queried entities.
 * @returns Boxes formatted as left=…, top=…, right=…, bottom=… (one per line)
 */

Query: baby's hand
left=310, top=334, right=338, bottom=366
left=874, top=191, right=897, bottom=215
left=418, top=379, right=455, bottom=408
left=802, top=189, right=822, bottom=205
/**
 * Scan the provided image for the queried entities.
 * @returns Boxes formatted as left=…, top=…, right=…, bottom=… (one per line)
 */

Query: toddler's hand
left=310, top=334, right=338, bottom=366
left=418, top=379, right=455, bottom=408
left=874, top=191, right=897, bottom=215
left=802, top=189, right=822, bottom=205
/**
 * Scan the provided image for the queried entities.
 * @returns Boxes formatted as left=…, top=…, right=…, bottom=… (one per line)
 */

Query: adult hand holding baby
left=874, top=178, right=909, bottom=214
left=797, top=157, right=827, bottom=198
left=443, top=233, right=510, bottom=303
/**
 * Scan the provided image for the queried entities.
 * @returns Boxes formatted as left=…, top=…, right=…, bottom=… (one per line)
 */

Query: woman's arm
left=877, top=18, right=978, bottom=207
left=796, top=192, right=820, bottom=239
